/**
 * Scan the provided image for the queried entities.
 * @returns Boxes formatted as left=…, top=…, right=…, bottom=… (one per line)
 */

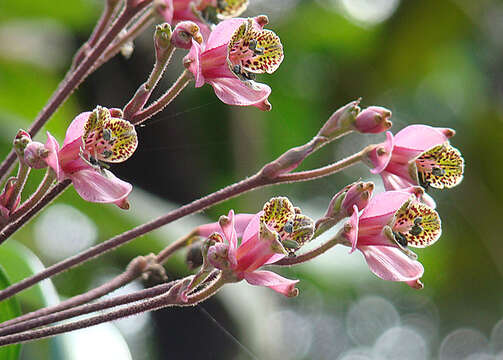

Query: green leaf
left=0, top=264, right=22, bottom=360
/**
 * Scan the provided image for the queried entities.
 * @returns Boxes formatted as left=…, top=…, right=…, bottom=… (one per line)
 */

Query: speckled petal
left=260, top=197, right=295, bottom=234
left=228, top=18, right=284, bottom=75
left=392, top=200, right=441, bottom=248
left=415, top=143, right=464, bottom=189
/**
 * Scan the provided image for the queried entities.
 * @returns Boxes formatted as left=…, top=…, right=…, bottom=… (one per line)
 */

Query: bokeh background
left=1, top=0, right=503, bottom=359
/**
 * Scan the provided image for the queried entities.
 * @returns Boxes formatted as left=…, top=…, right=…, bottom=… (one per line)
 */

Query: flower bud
left=317, top=100, right=361, bottom=139
left=0, top=177, right=20, bottom=219
left=23, top=141, right=49, bottom=169
left=207, top=242, right=230, bottom=270
left=326, top=181, right=374, bottom=219
left=315, top=181, right=374, bottom=237
left=171, top=21, right=203, bottom=49
left=353, top=106, right=392, bottom=134
left=13, top=129, right=31, bottom=158
left=154, top=23, right=172, bottom=54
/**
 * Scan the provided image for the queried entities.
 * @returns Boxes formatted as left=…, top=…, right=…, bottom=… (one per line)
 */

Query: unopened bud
left=326, top=181, right=374, bottom=219
left=353, top=106, right=392, bottom=134
left=206, top=242, right=230, bottom=270
left=317, top=100, right=361, bottom=139
left=13, top=129, right=32, bottom=158
left=24, top=141, right=49, bottom=169
left=171, top=21, right=203, bottom=49
left=154, top=23, right=172, bottom=53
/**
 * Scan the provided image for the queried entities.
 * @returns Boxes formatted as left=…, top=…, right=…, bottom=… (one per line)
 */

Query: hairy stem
left=70, top=0, right=122, bottom=70
left=273, top=230, right=345, bottom=266
left=0, top=180, right=71, bottom=246
left=8, top=168, right=56, bottom=223
left=0, top=274, right=224, bottom=346
left=4, top=163, right=30, bottom=211
left=94, top=10, right=156, bottom=70
left=130, top=70, right=193, bottom=125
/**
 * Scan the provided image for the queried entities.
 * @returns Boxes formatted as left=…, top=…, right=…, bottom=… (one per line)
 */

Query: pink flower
left=197, top=197, right=315, bottom=296
left=342, top=190, right=442, bottom=288
left=44, top=107, right=138, bottom=209
left=183, top=16, right=284, bottom=110
left=366, top=125, right=464, bottom=193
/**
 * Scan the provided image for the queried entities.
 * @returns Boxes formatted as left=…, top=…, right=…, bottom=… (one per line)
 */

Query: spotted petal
left=83, top=106, right=111, bottom=145
left=96, top=118, right=138, bottom=163
left=260, top=197, right=295, bottom=234
left=392, top=200, right=441, bottom=248
left=228, top=18, right=284, bottom=75
left=281, top=213, right=315, bottom=254
left=415, top=143, right=464, bottom=189
left=217, top=0, right=248, bottom=19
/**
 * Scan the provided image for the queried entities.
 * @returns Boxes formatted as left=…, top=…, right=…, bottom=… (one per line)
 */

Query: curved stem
left=94, top=10, right=156, bottom=70
left=0, top=180, right=71, bottom=246
left=0, top=274, right=224, bottom=347
left=0, top=255, right=149, bottom=330
left=130, top=70, right=193, bottom=125
left=70, top=0, right=122, bottom=70
left=4, top=163, right=30, bottom=211
left=273, top=231, right=344, bottom=266
left=0, top=280, right=176, bottom=337
left=8, top=168, right=56, bottom=223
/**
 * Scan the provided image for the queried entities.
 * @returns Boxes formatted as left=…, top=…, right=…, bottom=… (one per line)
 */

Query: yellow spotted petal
left=282, top=214, right=315, bottom=254
left=260, top=196, right=295, bottom=234
left=96, top=118, right=138, bottom=163
left=83, top=106, right=111, bottom=145
left=228, top=18, right=284, bottom=75
left=392, top=200, right=441, bottom=248
left=415, top=143, right=464, bottom=189
left=217, top=0, right=248, bottom=18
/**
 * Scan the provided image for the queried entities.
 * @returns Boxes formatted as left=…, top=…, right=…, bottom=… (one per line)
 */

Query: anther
left=432, top=167, right=445, bottom=176
left=393, top=231, right=408, bottom=247
left=409, top=225, right=423, bottom=236
left=414, top=217, right=423, bottom=225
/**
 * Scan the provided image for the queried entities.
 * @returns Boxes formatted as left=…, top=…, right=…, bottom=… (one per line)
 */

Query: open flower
left=341, top=190, right=442, bottom=288
left=366, top=125, right=464, bottom=194
left=183, top=15, right=284, bottom=110
left=44, top=107, right=138, bottom=209
left=194, top=197, right=314, bottom=296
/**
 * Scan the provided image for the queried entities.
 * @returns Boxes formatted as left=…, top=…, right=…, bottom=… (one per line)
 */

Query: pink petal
left=241, top=212, right=262, bottom=244
left=244, top=270, right=299, bottom=297
left=394, top=124, right=447, bottom=152
left=208, top=77, right=272, bottom=110
left=380, top=171, right=414, bottom=191
left=184, top=38, right=205, bottom=87
left=206, top=18, right=245, bottom=50
left=221, top=209, right=238, bottom=266
left=64, top=112, right=91, bottom=146
left=44, top=132, right=62, bottom=180
left=359, top=245, right=424, bottom=283
left=369, top=131, right=394, bottom=174
left=346, top=205, right=359, bottom=253
left=360, top=191, right=411, bottom=220
left=198, top=213, right=255, bottom=238
left=69, top=168, right=132, bottom=208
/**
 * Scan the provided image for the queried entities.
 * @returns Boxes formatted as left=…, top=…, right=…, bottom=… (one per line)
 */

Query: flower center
left=391, top=199, right=441, bottom=248
left=82, top=106, right=138, bottom=164
left=260, top=197, right=314, bottom=254
left=227, top=18, right=284, bottom=82
left=415, top=143, right=464, bottom=190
